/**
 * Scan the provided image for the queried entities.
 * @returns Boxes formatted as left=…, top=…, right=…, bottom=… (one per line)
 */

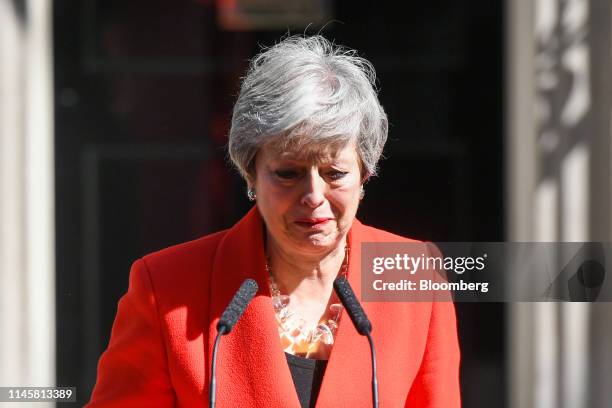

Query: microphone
left=333, top=277, right=372, bottom=335
left=333, top=277, right=379, bottom=408
left=210, top=279, right=258, bottom=408
left=216, top=279, right=259, bottom=334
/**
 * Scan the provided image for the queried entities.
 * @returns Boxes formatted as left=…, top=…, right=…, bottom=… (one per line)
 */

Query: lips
left=294, top=217, right=333, bottom=227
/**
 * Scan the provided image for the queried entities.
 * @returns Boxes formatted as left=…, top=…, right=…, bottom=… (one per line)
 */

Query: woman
left=87, top=35, right=461, bottom=407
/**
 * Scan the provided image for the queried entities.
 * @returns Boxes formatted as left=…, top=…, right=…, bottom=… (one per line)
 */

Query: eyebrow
left=272, top=157, right=348, bottom=168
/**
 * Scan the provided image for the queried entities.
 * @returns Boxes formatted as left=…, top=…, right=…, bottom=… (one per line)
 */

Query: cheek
left=329, top=185, right=361, bottom=213
left=257, top=181, right=294, bottom=216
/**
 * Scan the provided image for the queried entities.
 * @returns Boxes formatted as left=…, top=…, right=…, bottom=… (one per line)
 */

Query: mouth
left=294, top=217, right=333, bottom=228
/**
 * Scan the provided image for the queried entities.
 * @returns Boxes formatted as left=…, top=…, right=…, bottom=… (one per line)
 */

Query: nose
left=300, top=170, right=326, bottom=208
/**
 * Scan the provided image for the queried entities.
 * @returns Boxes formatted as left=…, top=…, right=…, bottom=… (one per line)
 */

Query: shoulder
left=142, top=229, right=227, bottom=270
left=353, top=220, right=439, bottom=266
left=136, top=229, right=228, bottom=297
left=353, top=219, right=422, bottom=244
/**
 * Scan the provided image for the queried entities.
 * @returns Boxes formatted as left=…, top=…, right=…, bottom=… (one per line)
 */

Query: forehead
left=260, top=140, right=358, bottom=165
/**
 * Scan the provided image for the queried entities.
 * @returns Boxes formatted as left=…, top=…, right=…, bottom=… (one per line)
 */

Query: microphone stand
left=333, top=277, right=379, bottom=408
left=209, top=279, right=258, bottom=408
left=366, top=332, right=379, bottom=408
left=209, top=327, right=226, bottom=408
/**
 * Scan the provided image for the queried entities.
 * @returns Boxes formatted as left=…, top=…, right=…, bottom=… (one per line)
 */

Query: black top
left=285, top=353, right=328, bottom=408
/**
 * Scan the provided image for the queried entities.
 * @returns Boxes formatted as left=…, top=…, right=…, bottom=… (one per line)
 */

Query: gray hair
left=228, top=35, right=388, bottom=182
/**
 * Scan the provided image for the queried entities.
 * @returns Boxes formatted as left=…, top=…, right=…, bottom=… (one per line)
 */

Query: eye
left=274, top=169, right=300, bottom=180
left=327, top=170, right=348, bottom=180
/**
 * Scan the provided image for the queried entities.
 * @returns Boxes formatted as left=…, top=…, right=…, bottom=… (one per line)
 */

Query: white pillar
left=0, top=0, right=55, bottom=405
left=24, top=0, right=56, bottom=388
left=505, top=1, right=538, bottom=407
left=0, top=0, right=28, bottom=388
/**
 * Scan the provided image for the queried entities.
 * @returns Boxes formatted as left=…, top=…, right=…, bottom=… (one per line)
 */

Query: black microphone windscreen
left=217, top=279, right=259, bottom=334
left=333, top=277, right=372, bottom=335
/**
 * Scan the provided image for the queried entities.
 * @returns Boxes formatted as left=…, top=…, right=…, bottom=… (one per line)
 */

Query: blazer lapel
left=208, top=207, right=301, bottom=408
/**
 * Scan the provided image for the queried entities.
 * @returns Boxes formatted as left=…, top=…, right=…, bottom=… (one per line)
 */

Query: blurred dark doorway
left=54, top=1, right=504, bottom=406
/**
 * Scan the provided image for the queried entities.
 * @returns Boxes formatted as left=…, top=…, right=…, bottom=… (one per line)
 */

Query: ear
left=245, top=154, right=258, bottom=188
left=245, top=174, right=256, bottom=189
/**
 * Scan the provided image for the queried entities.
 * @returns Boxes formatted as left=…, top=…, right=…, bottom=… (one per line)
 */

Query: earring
left=247, top=188, right=257, bottom=201
left=360, top=185, right=365, bottom=199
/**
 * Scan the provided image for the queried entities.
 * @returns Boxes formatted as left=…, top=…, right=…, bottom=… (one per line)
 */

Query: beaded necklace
left=266, top=245, right=349, bottom=359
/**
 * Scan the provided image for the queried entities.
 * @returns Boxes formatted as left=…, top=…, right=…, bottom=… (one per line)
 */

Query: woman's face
left=253, top=142, right=363, bottom=257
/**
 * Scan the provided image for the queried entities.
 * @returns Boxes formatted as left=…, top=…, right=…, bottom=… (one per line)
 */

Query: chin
left=293, top=233, right=340, bottom=252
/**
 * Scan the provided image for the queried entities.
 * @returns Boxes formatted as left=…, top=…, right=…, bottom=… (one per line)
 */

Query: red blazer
left=87, top=207, right=461, bottom=407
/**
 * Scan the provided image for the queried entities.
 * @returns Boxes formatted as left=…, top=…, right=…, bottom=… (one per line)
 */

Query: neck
left=266, top=234, right=348, bottom=296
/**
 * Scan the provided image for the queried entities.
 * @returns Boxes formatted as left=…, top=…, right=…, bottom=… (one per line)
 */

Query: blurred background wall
left=0, top=0, right=610, bottom=407
left=507, top=1, right=612, bottom=408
